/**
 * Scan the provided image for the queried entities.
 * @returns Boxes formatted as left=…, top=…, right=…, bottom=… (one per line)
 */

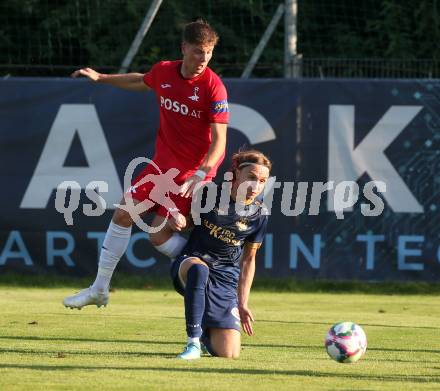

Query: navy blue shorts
left=170, top=255, right=241, bottom=332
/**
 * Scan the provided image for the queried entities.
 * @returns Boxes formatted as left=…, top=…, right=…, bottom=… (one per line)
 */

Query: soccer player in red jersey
left=63, top=20, right=229, bottom=309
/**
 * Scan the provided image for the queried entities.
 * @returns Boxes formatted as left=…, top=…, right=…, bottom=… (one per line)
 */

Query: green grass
left=1, top=272, right=440, bottom=294
left=0, top=287, right=439, bottom=390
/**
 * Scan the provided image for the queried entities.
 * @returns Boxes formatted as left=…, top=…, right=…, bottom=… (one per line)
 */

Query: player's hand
left=167, top=211, right=187, bottom=232
left=238, top=305, right=254, bottom=336
left=179, top=175, right=204, bottom=198
left=71, top=67, right=101, bottom=82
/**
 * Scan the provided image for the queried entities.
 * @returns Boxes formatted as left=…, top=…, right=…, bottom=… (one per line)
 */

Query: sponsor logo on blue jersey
left=211, top=99, right=229, bottom=113
left=235, top=218, right=249, bottom=231
left=203, top=219, right=242, bottom=246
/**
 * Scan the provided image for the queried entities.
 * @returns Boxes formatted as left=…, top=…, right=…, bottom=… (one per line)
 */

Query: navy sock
left=201, top=331, right=217, bottom=357
left=184, top=264, right=209, bottom=338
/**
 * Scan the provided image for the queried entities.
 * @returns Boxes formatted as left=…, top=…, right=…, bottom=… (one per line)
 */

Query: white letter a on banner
left=20, top=104, right=122, bottom=209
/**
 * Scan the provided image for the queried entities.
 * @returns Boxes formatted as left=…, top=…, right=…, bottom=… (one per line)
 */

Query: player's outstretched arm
left=71, top=67, right=150, bottom=92
left=238, top=243, right=259, bottom=336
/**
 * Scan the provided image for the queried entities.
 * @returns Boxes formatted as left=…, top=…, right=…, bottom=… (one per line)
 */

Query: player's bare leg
left=112, top=201, right=136, bottom=227
left=149, top=214, right=188, bottom=258
left=149, top=215, right=176, bottom=246
left=63, top=201, right=188, bottom=309
left=63, top=198, right=136, bottom=309
left=207, top=328, right=241, bottom=358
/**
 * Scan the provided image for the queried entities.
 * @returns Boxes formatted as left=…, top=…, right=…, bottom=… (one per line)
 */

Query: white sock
left=188, top=337, right=200, bottom=346
left=91, top=221, right=132, bottom=293
left=154, top=233, right=187, bottom=259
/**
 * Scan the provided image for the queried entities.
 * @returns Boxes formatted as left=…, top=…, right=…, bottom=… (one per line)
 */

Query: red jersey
left=143, top=60, right=229, bottom=178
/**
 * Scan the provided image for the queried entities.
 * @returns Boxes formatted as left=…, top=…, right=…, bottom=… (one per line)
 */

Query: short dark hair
left=182, top=19, right=219, bottom=46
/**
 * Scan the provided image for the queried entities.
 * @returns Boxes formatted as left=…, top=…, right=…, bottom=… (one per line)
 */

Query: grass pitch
left=0, top=286, right=439, bottom=390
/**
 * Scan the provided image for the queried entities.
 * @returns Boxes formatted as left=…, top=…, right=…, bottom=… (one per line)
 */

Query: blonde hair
left=230, top=149, right=272, bottom=179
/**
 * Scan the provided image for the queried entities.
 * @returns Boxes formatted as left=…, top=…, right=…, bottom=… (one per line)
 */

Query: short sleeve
left=143, top=63, right=158, bottom=90
left=245, top=216, right=268, bottom=245
left=209, top=81, right=229, bottom=124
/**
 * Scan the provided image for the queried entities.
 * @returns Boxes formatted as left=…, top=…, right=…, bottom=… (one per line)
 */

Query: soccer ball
left=325, top=322, right=367, bottom=363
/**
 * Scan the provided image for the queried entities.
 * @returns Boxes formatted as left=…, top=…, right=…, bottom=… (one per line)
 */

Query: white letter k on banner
left=328, top=105, right=423, bottom=213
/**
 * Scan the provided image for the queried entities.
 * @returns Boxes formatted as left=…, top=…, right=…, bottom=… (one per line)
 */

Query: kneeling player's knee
left=223, top=351, right=240, bottom=359
left=230, top=345, right=241, bottom=359
left=217, top=349, right=239, bottom=359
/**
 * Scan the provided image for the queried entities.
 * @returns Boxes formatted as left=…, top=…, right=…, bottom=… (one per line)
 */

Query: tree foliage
left=1, top=0, right=439, bottom=76
left=298, top=0, right=440, bottom=59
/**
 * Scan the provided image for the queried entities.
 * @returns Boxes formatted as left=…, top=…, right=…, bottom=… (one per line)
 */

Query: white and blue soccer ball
left=325, top=321, right=367, bottom=363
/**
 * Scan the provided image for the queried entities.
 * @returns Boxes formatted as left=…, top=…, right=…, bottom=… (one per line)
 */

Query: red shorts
left=126, top=163, right=210, bottom=217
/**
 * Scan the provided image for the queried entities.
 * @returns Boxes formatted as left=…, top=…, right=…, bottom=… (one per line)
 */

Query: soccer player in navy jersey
left=170, top=150, right=272, bottom=359
left=63, top=20, right=229, bottom=309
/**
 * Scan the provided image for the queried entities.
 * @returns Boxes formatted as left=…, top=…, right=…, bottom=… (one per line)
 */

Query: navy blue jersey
left=181, top=193, right=268, bottom=267
left=172, top=190, right=269, bottom=335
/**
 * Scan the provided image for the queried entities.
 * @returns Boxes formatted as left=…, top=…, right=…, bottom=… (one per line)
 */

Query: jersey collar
left=177, top=60, right=207, bottom=82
